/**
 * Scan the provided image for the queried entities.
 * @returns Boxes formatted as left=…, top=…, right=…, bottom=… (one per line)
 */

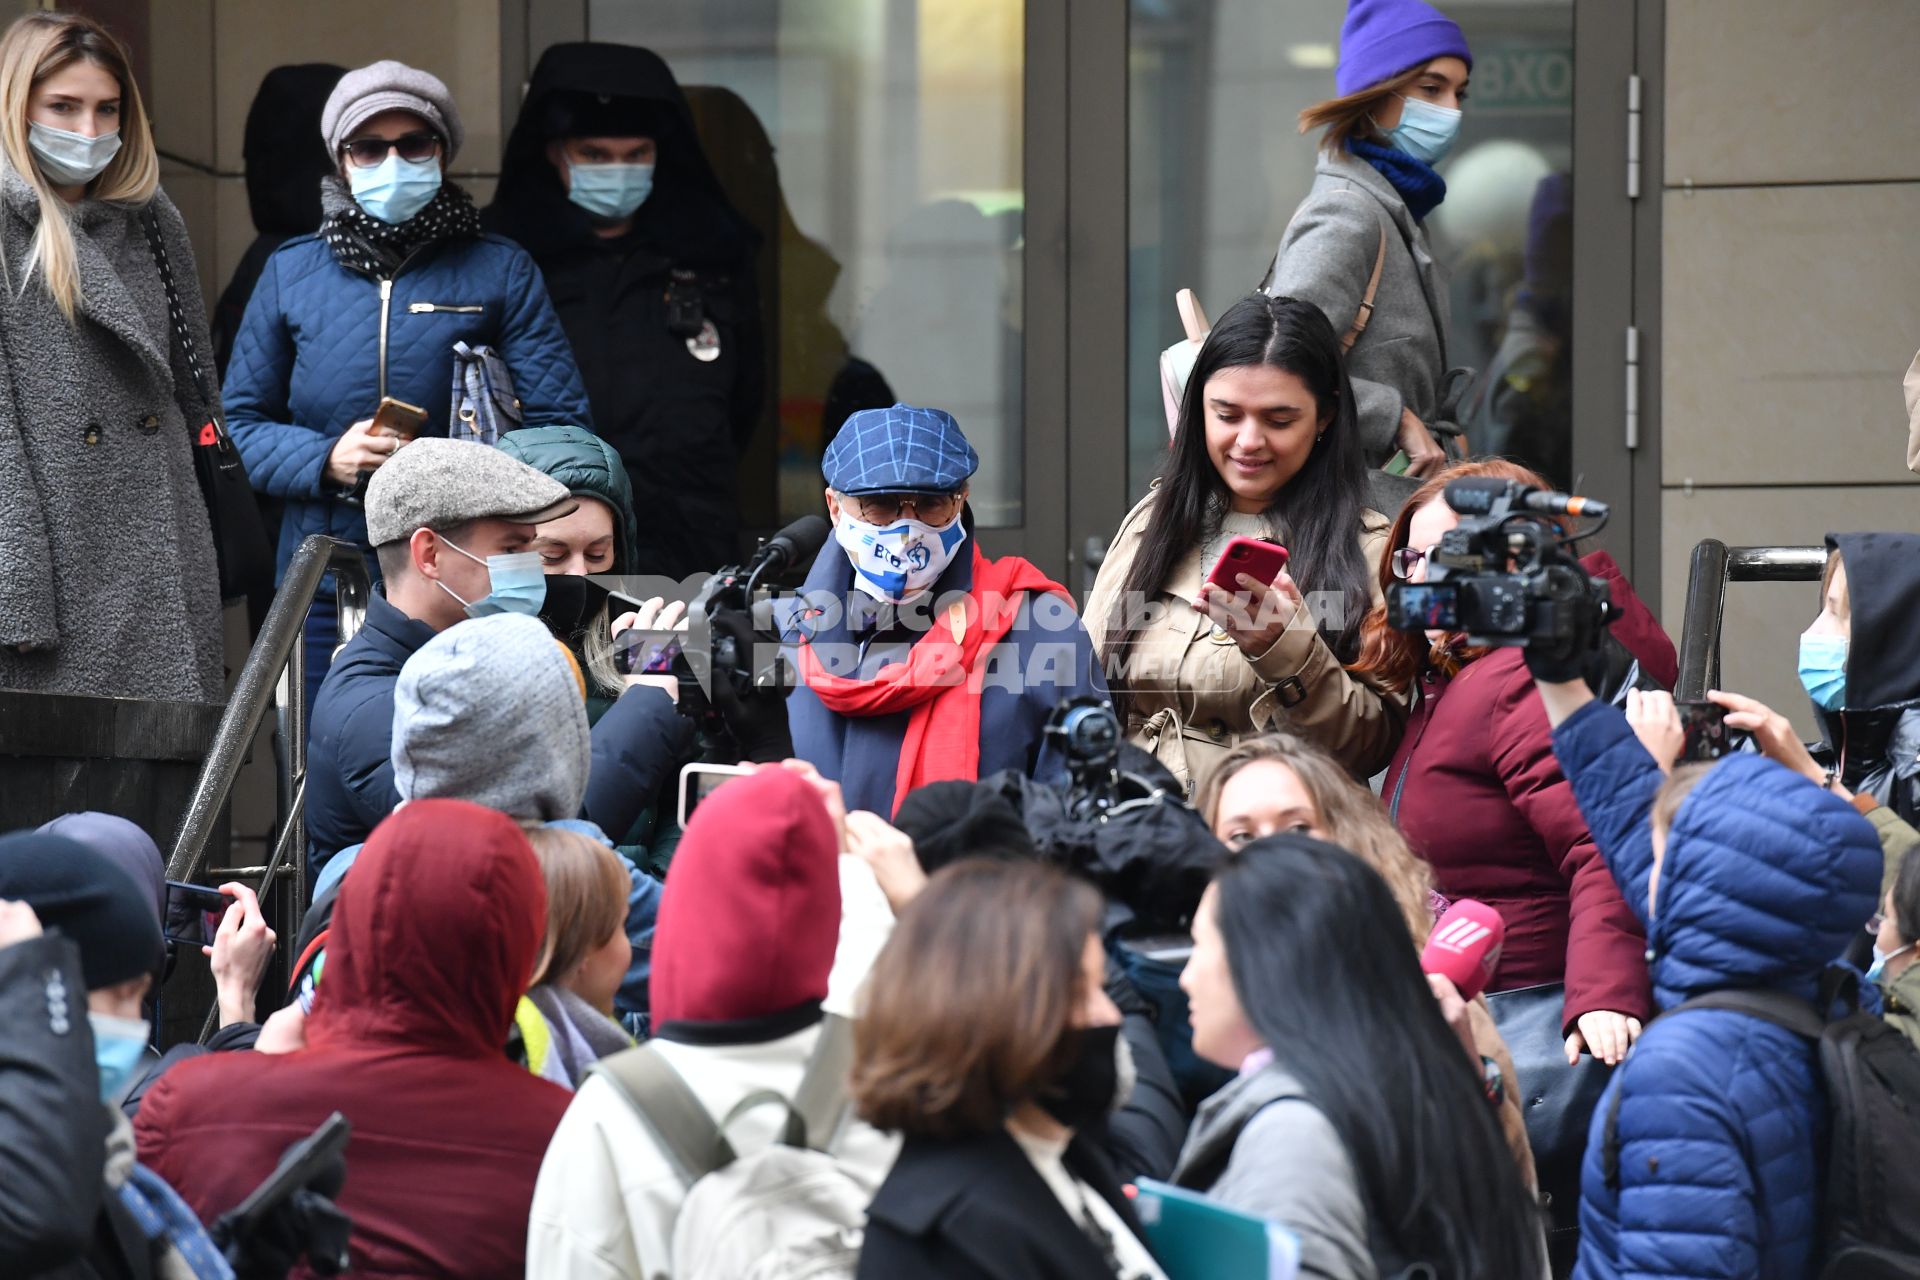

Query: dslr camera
left=1384, top=477, right=1611, bottom=648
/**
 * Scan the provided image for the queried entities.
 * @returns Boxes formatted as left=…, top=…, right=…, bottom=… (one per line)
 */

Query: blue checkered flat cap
left=822, top=404, right=980, bottom=496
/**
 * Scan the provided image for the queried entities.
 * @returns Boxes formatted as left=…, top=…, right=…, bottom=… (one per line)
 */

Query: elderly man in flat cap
left=307, top=439, right=691, bottom=876
left=778, top=404, right=1105, bottom=816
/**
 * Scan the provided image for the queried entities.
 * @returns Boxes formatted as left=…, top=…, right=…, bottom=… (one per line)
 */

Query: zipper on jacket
left=377, top=279, right=392, bottom=399
left=407, top=302, right=484, bottom=314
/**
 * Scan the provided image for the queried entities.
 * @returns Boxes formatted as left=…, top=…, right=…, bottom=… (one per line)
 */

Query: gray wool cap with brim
left=322, top=59, right=465, bottom=162
left=365, top=438, right=578, bottom=546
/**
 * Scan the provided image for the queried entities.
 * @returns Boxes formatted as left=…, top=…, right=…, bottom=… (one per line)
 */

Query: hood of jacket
left=485, top=41, right=758, bottom=266
left=309, top=799, right=546, bottom=1055
left=649, top=767, right=840, bottom=1027
left=391, top=614, right=592, bottom=822
left=242, top=63, right=345, bottom=237
left=497, top=425, right=638, bottom=571
left=1648, top=754, right=1880, bottom=1006
left=1827, top=531, right=1920, bottom=712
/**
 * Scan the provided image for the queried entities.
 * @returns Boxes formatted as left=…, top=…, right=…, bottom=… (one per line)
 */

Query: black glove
left=1104, top=952, right=1158, bottom=1025
left=1522, top=565, right=1611, bottom=684
left=707, top=605, right=794, bottom=764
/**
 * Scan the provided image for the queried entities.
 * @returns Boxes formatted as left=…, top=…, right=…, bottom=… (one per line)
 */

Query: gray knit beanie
left=390, top=614, right=591, bottom=822
left=322, top=59, right=464, bottom=163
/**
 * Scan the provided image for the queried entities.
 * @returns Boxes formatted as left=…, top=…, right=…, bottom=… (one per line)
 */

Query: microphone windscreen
left=1420, top=899, right=1507, bottom=1001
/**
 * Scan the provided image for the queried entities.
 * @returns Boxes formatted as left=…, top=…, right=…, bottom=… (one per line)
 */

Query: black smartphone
left=612, top=628, right=684, bottom=677
left=163, top=880, right=231, bottom=948
left=1677, top=700, right=1732, bottom=762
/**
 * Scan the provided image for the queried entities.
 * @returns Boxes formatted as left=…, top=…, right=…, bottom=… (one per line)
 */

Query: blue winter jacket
left=1553, top=700, right=1882, bottom=1280
left=223, top=229, right=594, bottom=578
left=776, top=532, right=1107, bottom=817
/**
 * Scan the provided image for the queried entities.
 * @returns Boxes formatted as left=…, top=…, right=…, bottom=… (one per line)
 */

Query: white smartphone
left=677, top=762, right=757, bottom=829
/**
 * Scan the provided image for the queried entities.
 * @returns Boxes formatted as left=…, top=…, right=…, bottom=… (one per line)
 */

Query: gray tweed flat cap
left=322, top=60, right=465, bottom=162
left=365, top=438, right=577, bottom=546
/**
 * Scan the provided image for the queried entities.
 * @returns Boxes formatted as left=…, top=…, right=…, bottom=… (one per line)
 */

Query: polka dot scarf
left=319, top=174, right=483, bottom=280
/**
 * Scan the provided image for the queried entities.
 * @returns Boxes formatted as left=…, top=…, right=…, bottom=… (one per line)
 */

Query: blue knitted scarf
left=1349, top=139, right=1448, bottom=222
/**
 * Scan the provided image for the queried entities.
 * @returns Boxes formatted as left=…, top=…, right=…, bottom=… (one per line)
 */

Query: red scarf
left=797, top=546, right=1069, bottom=815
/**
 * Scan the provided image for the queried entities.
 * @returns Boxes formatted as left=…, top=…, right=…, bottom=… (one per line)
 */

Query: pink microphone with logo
left=1419, top=899, right=1507, bottom=1001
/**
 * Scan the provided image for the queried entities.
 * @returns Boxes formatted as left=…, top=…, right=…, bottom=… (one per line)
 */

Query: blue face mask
left=28, top=120, right=121, bottom=186
left=1385, top=95, right=1463, bottom=166
left=89, top=1011, right=150, bottom=1102
left=1868, top=942, right=1913, bottom=984
left=435, top=538, right=547, bottom=619
left=347, top=152, right=443, bottom=225
left=567, top=162, right=654, bottom=221
left=1798, top=633, right=1849, bottom=711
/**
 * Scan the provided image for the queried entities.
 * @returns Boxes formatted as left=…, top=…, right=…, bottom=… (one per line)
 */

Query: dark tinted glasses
left=342, top=132, right=440, bottom=168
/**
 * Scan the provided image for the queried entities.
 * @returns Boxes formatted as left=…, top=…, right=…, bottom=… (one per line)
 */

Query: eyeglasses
left=342, top=132, right=441, bottom=168
left=1391, top=544, right=1439, bottom=581
left=845, top=492, right=964, bottom=525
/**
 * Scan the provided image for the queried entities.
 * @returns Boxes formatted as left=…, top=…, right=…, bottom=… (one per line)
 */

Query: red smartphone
left=1205, top=536, right=1290, bottom=597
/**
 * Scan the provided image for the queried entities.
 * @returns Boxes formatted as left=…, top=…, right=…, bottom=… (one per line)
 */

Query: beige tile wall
left=1666, top=0, right=1920, bottom=187
left=1659, top=0, right=1920, bottom=745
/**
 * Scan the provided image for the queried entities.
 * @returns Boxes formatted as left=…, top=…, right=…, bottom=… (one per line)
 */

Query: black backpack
left=1601, top=986, right=1920, bottom=1279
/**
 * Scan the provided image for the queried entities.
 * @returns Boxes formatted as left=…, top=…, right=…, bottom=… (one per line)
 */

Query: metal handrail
left=1674, top=540, right=1827, bottom=701
left=168, top=536, right=369, bottom=1038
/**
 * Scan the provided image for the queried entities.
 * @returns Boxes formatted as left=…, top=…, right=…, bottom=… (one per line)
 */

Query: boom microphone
left=1443, top=477, right=1610, bottom=520
left=747, top=515, right=831, bottom=582
left=1420, top=899, right=1507, bottom=1001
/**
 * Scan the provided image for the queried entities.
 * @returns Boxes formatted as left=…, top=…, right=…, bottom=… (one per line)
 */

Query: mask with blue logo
left=835, top=510, right=968, bottom=605
left=1798, top=633, right=1849, bottom=711
left=348, top=152, right=443, bottom=224
left=1384, top=95, right=1463, bottom=166
left=89, top=1011, right=150, bottom=1102
left=568, top=162, right=654, bottom=221
left=435, top=537, right=548, bottom=619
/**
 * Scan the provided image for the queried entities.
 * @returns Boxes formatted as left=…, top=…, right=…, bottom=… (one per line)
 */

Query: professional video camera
left=1044, top=696, right=1174, bottom=824
left=611, top=515, right=830, bottom=760
left=1383, top=477, right=1612, bottom=649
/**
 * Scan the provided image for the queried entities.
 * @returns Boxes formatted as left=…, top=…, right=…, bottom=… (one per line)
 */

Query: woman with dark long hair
left=1086, top=293, right=1402, bottom=790
left=1176, top=833, right=1545, bottom=1279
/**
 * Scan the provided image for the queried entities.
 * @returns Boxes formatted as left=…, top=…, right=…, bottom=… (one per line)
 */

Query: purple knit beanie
left=1336, top=0, right=1472, bottom=97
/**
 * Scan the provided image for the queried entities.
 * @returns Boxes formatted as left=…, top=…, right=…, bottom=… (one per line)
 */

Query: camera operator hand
left=710, top=605, right=794, bottom=763
left=1625, top=689, right=1685, bottom=776
left=612, top=597, right=688, bottom=701
left=1194, top=569, right=1303, bottom=656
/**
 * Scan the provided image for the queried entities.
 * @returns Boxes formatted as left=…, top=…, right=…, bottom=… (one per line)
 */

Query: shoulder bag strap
left=1340, top=220, right=1390, bottom=354
left=136, top=206, right=231, bottom=450
left=1664, top=988, right=1825, bottom=1039
left=587, top=1044, right=737, bottom=1187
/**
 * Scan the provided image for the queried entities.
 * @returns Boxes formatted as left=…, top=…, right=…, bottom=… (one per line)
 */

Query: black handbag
left=1486, top=982, right=1614, bottom=1263
left=139, top=207, right=274, bottom=603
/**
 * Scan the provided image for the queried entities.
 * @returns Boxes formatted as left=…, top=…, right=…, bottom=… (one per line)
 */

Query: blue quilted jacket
left=223, top=230, right=593, bottom=577
left=1553, top=701, right=1882, bottom=1280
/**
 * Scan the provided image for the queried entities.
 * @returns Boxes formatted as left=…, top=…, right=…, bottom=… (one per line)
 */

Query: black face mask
left=1035, top=1023, right=1123, bottom=1132
left=538, top=573, right=611, bottom=640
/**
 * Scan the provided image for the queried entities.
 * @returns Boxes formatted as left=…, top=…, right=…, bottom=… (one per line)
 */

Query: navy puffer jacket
left=224, top=217, right=593, bottom=578
left=1553, top=701, right=1881, bottom=1280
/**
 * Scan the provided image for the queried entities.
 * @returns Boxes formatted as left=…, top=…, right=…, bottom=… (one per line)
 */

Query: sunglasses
left=342, top=132, right=440, bottom=168
left=846, top=492, right=964, bottom=526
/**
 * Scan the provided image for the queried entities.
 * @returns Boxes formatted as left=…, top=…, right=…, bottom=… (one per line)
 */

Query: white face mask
left=1868, top=941, right=1915, bottom=984
left=834, top=509, right=968, bottom=604
left=29, top=120, right=121, bottom=186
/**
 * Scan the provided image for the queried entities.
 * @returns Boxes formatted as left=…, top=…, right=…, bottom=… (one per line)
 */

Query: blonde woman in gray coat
left=1267, top=0, right=1472, bottom=482
left=0, top=13, right=222, bottom=703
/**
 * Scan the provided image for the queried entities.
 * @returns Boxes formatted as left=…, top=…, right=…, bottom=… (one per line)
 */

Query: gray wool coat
left=0, top=168, right=223, bottom=703
left=1267, top=148, right=1459, bottom=469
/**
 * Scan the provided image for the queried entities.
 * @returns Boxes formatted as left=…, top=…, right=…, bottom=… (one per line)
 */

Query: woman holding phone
left=1086, top=293, right=1403, bottom=790
left=223, top=59, right=592, bottom=710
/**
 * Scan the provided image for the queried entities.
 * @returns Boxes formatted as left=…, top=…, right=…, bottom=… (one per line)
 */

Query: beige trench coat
left=1085, top=490, right=1406, bottom=792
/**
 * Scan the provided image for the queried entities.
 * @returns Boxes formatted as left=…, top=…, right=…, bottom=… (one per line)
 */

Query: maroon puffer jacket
left=1382, top=551, right=1671, bottom=1030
